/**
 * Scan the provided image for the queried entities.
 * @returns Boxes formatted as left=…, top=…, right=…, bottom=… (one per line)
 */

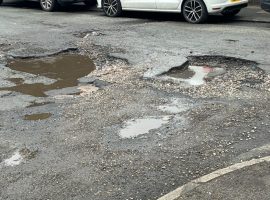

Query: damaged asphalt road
left=0, top=3, right=270, bottom=200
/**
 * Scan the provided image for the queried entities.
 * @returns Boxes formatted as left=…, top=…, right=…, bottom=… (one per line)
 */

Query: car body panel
left=156, top=0, right=181, bottom=10
left=206, top=0, right=248, bottom=13
left=122, top=0, right=156, bottom=9
left=97, top=0, right=248, bottom=13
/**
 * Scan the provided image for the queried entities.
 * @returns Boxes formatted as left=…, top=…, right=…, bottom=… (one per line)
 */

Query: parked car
left=0, top=0, right=96, bottom=11
left=97, top=0, right=248, bottom=23
left=261, top=0, right=270, bottom=12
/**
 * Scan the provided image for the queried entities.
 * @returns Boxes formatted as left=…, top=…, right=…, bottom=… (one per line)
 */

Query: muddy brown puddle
left=1, top=54, right=96, bottom=97
left=24, top=113, right=52, bottom=121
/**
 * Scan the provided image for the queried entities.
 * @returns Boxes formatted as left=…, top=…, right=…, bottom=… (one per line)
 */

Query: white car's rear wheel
left=182, top=0, right=208, bottom=23
left=102, top=0, right=122, bottom=17
left=40, top=0, right=58, bottom=11
left=0, top=0, right=3, bottom=5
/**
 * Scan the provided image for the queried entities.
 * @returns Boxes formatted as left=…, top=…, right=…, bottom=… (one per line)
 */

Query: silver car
left=0, top=0, right=96, bottom=11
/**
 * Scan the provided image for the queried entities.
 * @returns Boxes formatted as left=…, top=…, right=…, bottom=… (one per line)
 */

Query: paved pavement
left=159, top=155, right=270, bottom=200
left=239, top=6, right=270, bottom=23
left=176, top=161, right=270, bottom=200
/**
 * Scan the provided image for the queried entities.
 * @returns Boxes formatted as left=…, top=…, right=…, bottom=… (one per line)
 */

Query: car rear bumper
left=222, top=3, right=248, bottom=12
left=261, top=0, right=270, bottom=12
left=208, top=0, right=248, bottom=13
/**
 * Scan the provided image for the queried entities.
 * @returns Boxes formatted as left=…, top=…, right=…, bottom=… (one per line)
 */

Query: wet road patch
left=158, top=98, right=194, bottom=114
left=2, top=148, right=38, bottom=167
left=1, top=54, right=96, bottom=97
left=3, top=151, right=23, bottom=167
left=27, top=101, right=53, bottom=108
left=119, top=116, right=170, bottom=139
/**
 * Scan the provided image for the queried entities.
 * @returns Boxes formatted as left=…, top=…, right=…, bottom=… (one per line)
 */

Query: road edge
left=157, top=155, right=270, bottom=200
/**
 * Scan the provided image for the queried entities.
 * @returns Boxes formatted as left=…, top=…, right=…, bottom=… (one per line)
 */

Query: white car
left=97, top=0, right=248, bottom=23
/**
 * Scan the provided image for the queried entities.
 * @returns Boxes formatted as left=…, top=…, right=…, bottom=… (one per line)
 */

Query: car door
left=121, top=0, right=156, bottom=9
left=156, top=0, right=181, bottom=10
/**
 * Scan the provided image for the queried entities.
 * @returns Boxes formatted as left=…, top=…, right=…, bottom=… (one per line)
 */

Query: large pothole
left=154, top=56, right=270, bottom=99
left=0, top=53, right=99, bottom=118
left=1, top=54, right=96, bottom=97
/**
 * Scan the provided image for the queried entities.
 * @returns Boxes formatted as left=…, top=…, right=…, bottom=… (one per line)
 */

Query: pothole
left=24, top=113, right=52, bottom=121
left=165, top=64, right=226, bottom=86
left=155, top=56, right=270, bottom=99
left=0, top=54, right=96, bottom=97
left=119, top=116, right=170, bottom=139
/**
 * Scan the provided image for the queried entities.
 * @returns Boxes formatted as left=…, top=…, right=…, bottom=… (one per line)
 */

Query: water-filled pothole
left=1, top=54, right=96, bottom=97
left=24, top=113, right=52, bottom=121
left=161, top=56, right=269, bottom=98
left=166, top=65, right=226, bottom=86
left=119, top=116, right=170, bottom=139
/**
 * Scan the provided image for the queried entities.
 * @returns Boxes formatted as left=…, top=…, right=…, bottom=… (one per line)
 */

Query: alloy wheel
left=41, top=0, right=53, bottom=10
left=184, top=0, right=203, bottom=23
left=103, top=0, right=119, bottom=16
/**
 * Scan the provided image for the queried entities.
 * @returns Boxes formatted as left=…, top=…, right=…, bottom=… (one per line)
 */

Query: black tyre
left=222, top=9, right=241, bottom=17
left=182, top=0, right=208, bottom=23
left=40, top=0, right=58, bottom=11
left=102, top=0, right=122, bottom=17
left=84, top=0, right=97, bottom=8
left=0, top=0, right=3, bottom=5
